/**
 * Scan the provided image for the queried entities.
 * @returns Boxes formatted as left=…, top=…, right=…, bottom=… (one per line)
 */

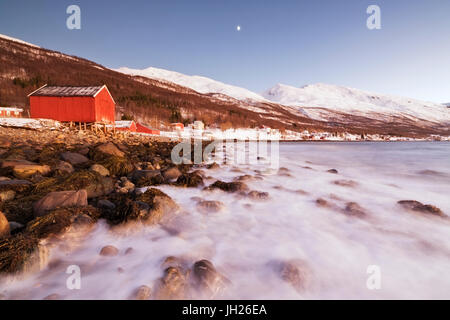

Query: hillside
left=0, top=34, right=448, bottom=137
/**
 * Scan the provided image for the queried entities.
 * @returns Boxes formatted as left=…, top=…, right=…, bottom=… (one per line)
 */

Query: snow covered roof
left=114, top=120, right=135, bottom=128
left=28, top=85, right=104, bottom=97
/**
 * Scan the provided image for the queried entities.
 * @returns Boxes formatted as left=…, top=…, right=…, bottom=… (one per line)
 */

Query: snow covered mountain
left=116, top=66, right=267, bottom=103
left=262, top=83, right=450, bottom=123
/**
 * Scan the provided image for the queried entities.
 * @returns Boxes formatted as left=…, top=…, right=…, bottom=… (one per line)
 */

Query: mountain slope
left=262, top=83, right=450, bottom=124
left=116, top=66, right=267, bottom=102
left=0, top=34, right=323, bottom=132
left=0, top=33, right=448, bottom=137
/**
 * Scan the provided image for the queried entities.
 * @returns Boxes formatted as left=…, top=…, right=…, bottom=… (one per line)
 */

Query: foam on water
left=1, top=142, right=450, bottom=299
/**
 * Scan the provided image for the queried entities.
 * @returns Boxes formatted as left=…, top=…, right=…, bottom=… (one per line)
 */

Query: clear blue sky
left=1, top=0, right=449, bottom=102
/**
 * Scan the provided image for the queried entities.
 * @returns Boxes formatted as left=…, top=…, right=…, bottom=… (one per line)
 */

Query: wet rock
left=1, top=160, right=51, bottom=179
left=132, top=170, right=164, bottom=187
left=99, top=245, right=119, bottom=257
left=125, top=247, right=134, bottom=255
left=54, top=161, right=74, bottom=175
left=316, top=198, right=329, bottom=207
left=278, top=260, right=310, bottom=292
left=162, top=167, right=182, bottom=181
left=206, top=180, right=249, bottom=193
left=61, top=152, right=89, bottom=165
left=132, top=285, right=152, bottom=300
left=175, top=171, right=204, bottom=188
left=0, top=211, right=10, bottom=239
left=247, top=191, right=270, bottom=201
left=33, top=190, right=88, bottom=217
left=327, top=169, right=338, bottom=174
left=90, top=164, right=110, bottom=177
left=196, top=200, right=225, bottom=214
left=192, top=260, right=229, bottom=298
left=154, top=266, right=189, bottom=300
left=104, top=188, right=179, bottom=225
left=96, top=142, right=125, bottom=158
left=43, top=293, right=61, bottom=300
left=207, top=162, right=220, bottom=170
left=398, top=200, right=446, bottom=217
left=343, top=202, right=366, bottom=218
left=333, top=180, right=358, bottom=188
left=57, top=171, right=114, bottom=199
left=98, top=199, right=116, bottom=210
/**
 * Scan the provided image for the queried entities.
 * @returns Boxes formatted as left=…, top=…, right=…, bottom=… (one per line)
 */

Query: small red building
left=136, top=123, right=160, bottom=135
left=114, top=120, right=137, bottom=132
left=0, top=107, right=23, bottom=118
left=28, top=85, right=115, bottom=123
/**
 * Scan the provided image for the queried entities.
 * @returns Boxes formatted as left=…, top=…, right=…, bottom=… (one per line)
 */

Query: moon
left=236, top=25, right=241, bottom=31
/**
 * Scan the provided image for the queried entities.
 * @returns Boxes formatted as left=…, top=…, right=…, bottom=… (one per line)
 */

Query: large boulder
left=33, top=190, right=88, bottom=217
left=96, top=142, right=125, bottom=158
left=0, top=211, right=9, bottom=239
left=0, top=179, right=32, bottom=193
left=1, top=160, right=51, bottom=179
left=60, top=152, right=89, bottom=165
left=175, top=171, right=204, bottom=188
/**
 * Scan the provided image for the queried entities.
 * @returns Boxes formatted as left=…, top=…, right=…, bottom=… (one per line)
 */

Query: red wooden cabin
left=136, top=123, right=160, bottom=135
left=114, top=120, right=137, bottom=132
left=28, top=85, right=115, bottom=123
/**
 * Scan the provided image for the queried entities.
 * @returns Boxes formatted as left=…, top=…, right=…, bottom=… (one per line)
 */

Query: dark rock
left=247, top=191, right=270, bottom=201
left=61, top=152, right=89, bottom=165
left=344, top=202, right=366, bottom=218
left=99, top=245, right=119, bottom=257
left=175, top=171, right=204, bottom=188
left=196, top=200, right=225, bottom=214
left=206, top=180, right=249, bottom=193
left=276, top=260, right=310, bottom=292
left=207, top=162, right=220, bottom=170
left=96, top=142, right=125, bottom=158
left=333, top=180, right=358, bottom=188
left=316, top=198, right=329, bottom=207
left=192, top=260, right=229, bottom=298
left=132, top=285, right=152, bottom=300
left=33, top=190, right=88, bottom=217
left=43, top=293, right=61, bottom=300
left=54, top=161, right=74, bottom=175
left=98, top=199, right=116, bottom=210
left=327, top=169, right=338, bottom=174
left=0, top=180, right=31, bottom=193
left=132, top=170, right=164, bottom=187
left=162, top=167, right=182, bottom=181
left=398, top=200, right=446, bottom=217
left=154, top=266, right=189, bottom=300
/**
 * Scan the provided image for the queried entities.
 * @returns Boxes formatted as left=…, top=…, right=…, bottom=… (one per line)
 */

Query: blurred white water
left=1, top=142, right=450, bottom=300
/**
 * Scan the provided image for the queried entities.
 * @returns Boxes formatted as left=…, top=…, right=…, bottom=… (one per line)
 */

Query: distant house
left=136, top=123, right=160, bottom=135
left=28, top=84, right=115, bottom=123
left=170, top=123, right=184, bottom=131
left=0, top=107, right=23, bottom=118
left=114, top=120, right=137, bottom=132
